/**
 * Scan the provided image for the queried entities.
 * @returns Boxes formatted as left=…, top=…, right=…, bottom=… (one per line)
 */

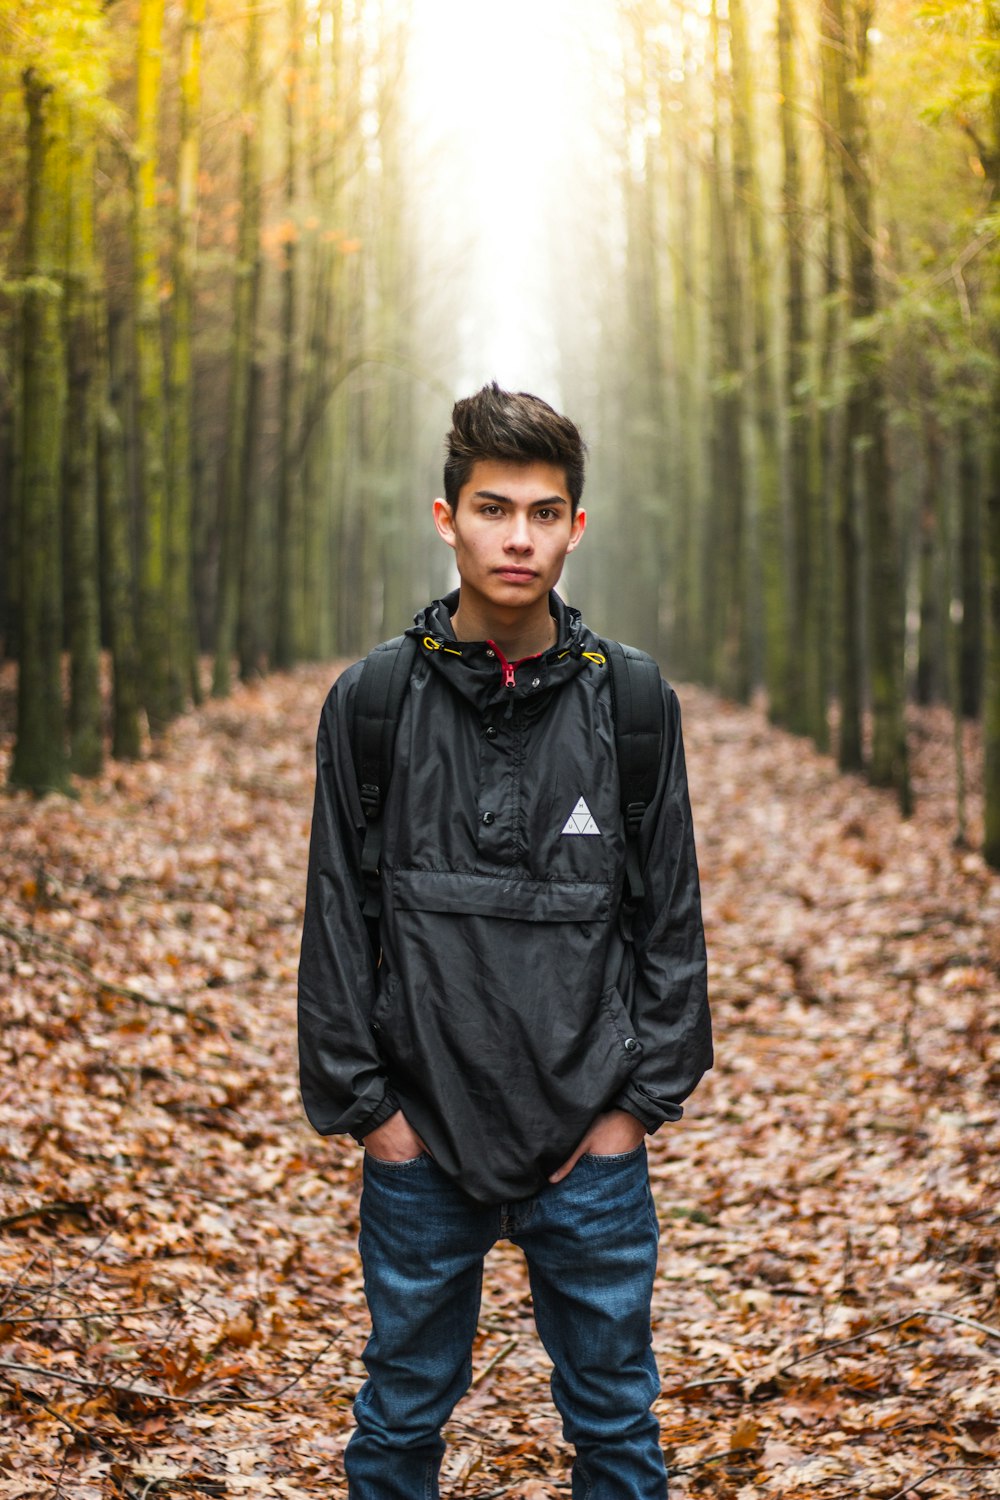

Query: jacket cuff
left=348, top=1090, right=400, bottom=1145
left=612, top=1085, right=683, bottom=1134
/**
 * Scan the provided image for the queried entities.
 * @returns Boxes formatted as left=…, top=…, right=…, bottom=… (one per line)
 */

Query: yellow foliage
left=0, top=0, right=116, bottom=121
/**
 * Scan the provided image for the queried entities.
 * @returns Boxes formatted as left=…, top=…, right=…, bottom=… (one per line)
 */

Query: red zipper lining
left=486, top=639, right=545, bottom=689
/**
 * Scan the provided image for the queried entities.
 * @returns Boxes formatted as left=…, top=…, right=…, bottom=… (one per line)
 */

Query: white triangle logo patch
left=561, top=796, right=601, bottom=836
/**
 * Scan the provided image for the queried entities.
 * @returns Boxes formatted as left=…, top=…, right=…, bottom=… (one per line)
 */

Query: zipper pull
left=487, top=640, right=516, bottom=689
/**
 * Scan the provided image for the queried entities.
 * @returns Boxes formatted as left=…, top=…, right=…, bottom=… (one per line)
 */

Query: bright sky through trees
left=406, top=0, right=618, bottom=403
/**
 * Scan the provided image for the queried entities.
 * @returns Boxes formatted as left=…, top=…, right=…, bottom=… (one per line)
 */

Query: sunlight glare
left=407, top=0, right=617, bottom=402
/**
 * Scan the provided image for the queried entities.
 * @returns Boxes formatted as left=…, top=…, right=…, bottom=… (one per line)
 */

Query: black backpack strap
left=601, top=639, right=663, bottom=936
left=352, top=633, right=418, bottom=952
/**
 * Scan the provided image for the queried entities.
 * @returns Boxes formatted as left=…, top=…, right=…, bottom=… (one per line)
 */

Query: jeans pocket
left=583, top=1142, right=647, bottom=1165
left=364, top=1150, right=430, bottom=1172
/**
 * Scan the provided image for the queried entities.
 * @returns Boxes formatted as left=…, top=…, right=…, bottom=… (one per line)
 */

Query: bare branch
left=1, top=1299, right=182, bottom=1326
left=0, top=1248, right=46, bottom=1316
left=662, top=1373, right=744, bottom=1396
left=0, top=918, right=220, bottom=1029
left=9, top=1374, right=146, bottom=1500
left=469, top=1337, right=518, bottom=1390
left=0, top=1333, right=340, bottom=1408
left=830, top=1464, right=1000, bottom=1500
left=0, top=1201, right=94, bottom=1232
left=663, top=1306, right=1000, bottom=1406
left=3, top=1217, right=129, bottom=1320
left=779, top=1307, right=1000, bottom=1375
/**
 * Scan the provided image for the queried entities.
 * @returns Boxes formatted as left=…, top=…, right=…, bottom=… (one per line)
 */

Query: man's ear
left=432, top=497, right=457, bottom=549
left=566, top=507, right=587, bottom=553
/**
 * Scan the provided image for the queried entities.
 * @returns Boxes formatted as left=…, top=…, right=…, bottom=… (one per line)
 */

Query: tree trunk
left=982, top=0, right=1000, bottom=866
left=779, top=0, right=823, bottom=742
left=957, top=417, right=982, bottom=717
left=729, top=0, right=788, bottom=721
left=837, top=391, right=865, bottom=771
left=298, top=0, right=342, bottom=660
left=98, top=307, right=142, bottom=762
left=301, top=242, right=336, bottom=658
left=984, top=409, right=1000, bottom=862
left=706, top=0, right=749, bottom=701
left=167, top=0, right=206, bottom=712
left=619, top=214, right=660, bottom=652
left=916, top=411, right=945, bottom=706
left=237, top=353, right=266, bottom=680
left=133, top=0, right=171, bottom=734
left=213, top=2, right=264, bottom=697
left=819, top=0, right=852, bottom=762
left=274, top=0, right=304, bottom=671
left=1, top=321, right=21, bottom=660
left=64, top=109, right=103, bottom=776
left=948, top=424, right=969, bottom=848
left=835, top=0, right=910, bottom=809
left=664, top=25, right=702, bottom=681
left=10, top=70, right=70, bottom=796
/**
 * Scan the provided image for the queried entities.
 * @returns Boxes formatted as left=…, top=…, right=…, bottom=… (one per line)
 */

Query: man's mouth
left=495, top=567, right=536, bottom=580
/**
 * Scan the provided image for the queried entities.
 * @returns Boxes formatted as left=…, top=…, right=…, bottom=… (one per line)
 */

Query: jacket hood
left=406, top=589, right=604, bottom=714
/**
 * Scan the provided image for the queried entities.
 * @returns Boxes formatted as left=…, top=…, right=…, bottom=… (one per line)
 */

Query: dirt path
left=1, top=668, right=997, bottom=1498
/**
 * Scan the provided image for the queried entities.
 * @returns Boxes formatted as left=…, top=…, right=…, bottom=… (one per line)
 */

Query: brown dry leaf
left=222, top=1312, right=259, bottom=1348
left=730, top=1415, right=761, bottom=1451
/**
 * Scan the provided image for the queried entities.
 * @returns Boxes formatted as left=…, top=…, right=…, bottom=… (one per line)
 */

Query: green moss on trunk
left=10, top=70, right=70, bottom=798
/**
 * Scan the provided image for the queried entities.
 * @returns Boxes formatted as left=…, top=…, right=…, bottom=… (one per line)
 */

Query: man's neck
left=450, top=592, right=557, bottom=661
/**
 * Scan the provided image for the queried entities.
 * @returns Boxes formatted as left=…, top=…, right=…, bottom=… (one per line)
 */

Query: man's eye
left=536, top=509, right=556, bottom=521
left=481, top=504, right=502, bottom=516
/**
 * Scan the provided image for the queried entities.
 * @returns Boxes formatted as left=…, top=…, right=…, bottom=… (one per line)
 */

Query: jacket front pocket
left=393, top=867, right=614, bottom=923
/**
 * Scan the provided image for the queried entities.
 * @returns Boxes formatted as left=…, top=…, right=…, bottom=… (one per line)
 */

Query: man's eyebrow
left=473, top=490, right=568, bottom=506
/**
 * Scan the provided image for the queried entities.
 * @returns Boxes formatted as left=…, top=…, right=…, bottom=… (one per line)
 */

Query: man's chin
left=488, top=583, right=549, bottom=610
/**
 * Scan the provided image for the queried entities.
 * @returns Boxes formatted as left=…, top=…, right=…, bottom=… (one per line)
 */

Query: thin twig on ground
left=4, top=1218, right=129, bottom=1320
left=0, top=1201, right=94, bottom=1232
left=0, top=917, right=219, bottom=1028
left=779, top=1307, right=1000, bottom=1375
left=0, top=1332, right=340, bottom=1408
left=0, top=1247, right=46, bottom=1316
left=470, top=1337, right=518, bottom=1389
left=669, top=1446, right=759, bottom=1476
left=661, top=1306, right=1000, bottom=1400
left=853, top=1463, right=1000, bottom=1500
left=1, top=1298, right=182, bottom=1325
left=662, top=1374, right=744, bottom=1396
left=2, top=1376, right=146, bottom=1500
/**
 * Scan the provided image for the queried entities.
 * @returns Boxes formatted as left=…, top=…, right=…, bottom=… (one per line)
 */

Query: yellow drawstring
left=556, top=647, right=605, bottom=666
left=423, top=635, right=462, bottom=657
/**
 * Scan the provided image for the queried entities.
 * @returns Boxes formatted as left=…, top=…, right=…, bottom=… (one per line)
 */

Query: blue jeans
left=345, top=1144, right=666, bottom=1500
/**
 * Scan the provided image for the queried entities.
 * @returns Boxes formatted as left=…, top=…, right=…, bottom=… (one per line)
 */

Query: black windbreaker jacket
left=297, top=591, right=712, bottom=1203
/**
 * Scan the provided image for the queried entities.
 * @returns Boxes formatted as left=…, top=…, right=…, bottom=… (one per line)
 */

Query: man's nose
left=505, top=514, right=532, bottom=551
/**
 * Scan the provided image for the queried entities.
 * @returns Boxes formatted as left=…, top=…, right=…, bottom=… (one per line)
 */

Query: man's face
left=432, top=459, right=586, bottom=619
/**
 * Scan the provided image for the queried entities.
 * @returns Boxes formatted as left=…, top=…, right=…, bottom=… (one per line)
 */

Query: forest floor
left=0, top=662, right=998, bottom=1500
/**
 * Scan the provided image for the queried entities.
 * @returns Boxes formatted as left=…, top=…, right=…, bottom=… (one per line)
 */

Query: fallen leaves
left=0, top=671, right=998, bottom=1495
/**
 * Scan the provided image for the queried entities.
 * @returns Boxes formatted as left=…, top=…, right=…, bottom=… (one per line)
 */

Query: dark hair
left=443, top=382, right=587, bottom=514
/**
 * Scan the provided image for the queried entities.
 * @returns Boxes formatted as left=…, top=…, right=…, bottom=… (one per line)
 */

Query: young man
left=298, top=383, right=712, bottom=1499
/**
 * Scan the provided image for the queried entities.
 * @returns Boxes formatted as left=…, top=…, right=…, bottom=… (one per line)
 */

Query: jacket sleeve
left=613, top=682, right=712, bottom=1131
left=297, top=665, right=399, bottom=1142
